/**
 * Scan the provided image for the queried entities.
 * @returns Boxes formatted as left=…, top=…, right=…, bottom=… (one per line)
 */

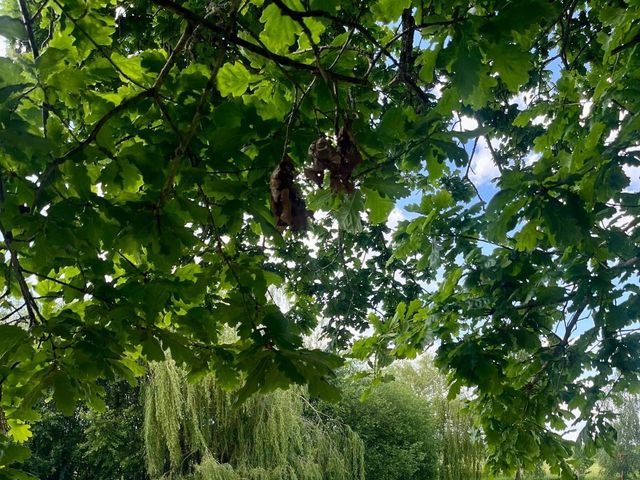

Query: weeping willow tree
left=392, top=356, right=485, bottom=480
left=436, top=399, right=485, bottom=480
left=143, top=359, right=364, bottom=480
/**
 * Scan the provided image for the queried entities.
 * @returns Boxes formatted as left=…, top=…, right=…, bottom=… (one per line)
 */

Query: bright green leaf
left=216, top=62, right=253, bottom=97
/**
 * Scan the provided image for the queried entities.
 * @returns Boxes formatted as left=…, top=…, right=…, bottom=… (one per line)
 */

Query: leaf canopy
left=0, top=0, right=639, bottom=477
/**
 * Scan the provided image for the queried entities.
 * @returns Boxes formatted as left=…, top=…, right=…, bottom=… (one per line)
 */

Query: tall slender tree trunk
left=515, top=468, right=522, bottom=480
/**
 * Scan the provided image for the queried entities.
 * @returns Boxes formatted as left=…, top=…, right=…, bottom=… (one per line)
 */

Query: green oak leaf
left=259, top=4, right=299, bottom=53
left=363, top=187, right=394, bottom=224
left=487, top=43, right=532, bottom=91
left=335, top=191, right=364, bottom=233
left=372, top=0, right=411, bottom=23
left=216, top=62, right=253, bottom=97
left=448, top=39, right=483, bottom=101
left=0, top=16, right=26, bottom=41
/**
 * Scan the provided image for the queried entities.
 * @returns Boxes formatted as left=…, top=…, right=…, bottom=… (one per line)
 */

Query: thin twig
left=484, top=136, right=504, bottom=174
left=157, top=27, right=227, bottom=204
left=17, top=0, right=39, bottom=58
left=20, top=268, right=89, bottom=295
left=31, top=0, right=50, bottom=20
left=0, top=303, right=27, bottom=323
left=153, top=23, right=196, bottom=89
left=0, top=177, right=42, bottom=326
left=463, top=137, right=485, bottom=207
left=561, top=298, right=589, bottom=345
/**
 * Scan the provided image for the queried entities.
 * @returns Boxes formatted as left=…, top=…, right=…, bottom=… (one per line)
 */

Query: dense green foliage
left=325, top=376, right=439, bottom=480
left=23, top=405, right=85, bottom=480
left=24, top=380, right=147, bottom=480
left=600, top=394, right=640, bottom=480
left=143, top=359, right=365, bottom=480
left=393, top=357, right=485, bottom=480
left=15, top=356, right=635, bottom=480
left=0, top=0, right=639, bottom=478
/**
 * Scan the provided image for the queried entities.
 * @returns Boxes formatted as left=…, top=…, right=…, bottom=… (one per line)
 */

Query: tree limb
left=17, top=0, right=49, bottom=135
left=561, top=298, right=589, bottom=345
left=0, top=176, right=42, bottom=327
left=16, top=0, right=39, bottom=58
left=611, top=33, right=640, bottom=54
left=151, top=0, right=368, bottom=85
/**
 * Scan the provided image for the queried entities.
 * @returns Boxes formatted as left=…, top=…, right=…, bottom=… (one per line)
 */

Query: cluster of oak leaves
left=270, top=127, right=363, bottom=231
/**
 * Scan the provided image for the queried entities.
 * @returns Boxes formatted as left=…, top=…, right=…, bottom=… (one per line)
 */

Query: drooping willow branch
left=144, top=359, right=365, bottom=479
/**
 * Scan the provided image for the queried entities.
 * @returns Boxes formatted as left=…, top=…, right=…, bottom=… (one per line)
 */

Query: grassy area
left=484, top=462, right=604, bottom=480
left=489, top=477, right=601, bottom=480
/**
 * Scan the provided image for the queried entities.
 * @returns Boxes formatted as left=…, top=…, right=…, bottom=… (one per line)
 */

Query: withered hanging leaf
left=305, top=128, right=363, bottom=193
left=270, top=155, right=309, bottom=231
left=305, top=137, right=340, bottom=187
left=335, top=127, right=363, bottom=193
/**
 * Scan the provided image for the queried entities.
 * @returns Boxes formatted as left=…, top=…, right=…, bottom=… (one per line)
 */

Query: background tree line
left=20, top=356, right=640, bottom=480
left=22, top=357, right=483, bottom=480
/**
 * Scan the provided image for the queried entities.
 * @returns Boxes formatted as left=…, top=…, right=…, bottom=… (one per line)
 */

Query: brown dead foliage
left=270, top=155, right=309, bottom=231
left=304, top=127, right=363, bottom=193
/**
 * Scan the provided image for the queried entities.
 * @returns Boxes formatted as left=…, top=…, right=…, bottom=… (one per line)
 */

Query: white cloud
left=458, top=115, right=478, bottom=131
left=524, top=151, right=541, bottom=166
left=531, top=115, right=550, bottom=126
left=605, top=127, right=620, bottom=145
left=580, top=100, right=593, bottom=120
left=468, top=137, right=500, bottom=185
left=386, top=207, right=405, bottom=231
left=428, top=76, right=445, bottom=99
left=624, top=164, right=640, bottom=193
left=510, top=90, right=534, bottom=109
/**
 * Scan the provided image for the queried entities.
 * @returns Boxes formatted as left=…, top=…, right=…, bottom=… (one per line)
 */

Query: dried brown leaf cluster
left=305, top=128, right=363, bottom=194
